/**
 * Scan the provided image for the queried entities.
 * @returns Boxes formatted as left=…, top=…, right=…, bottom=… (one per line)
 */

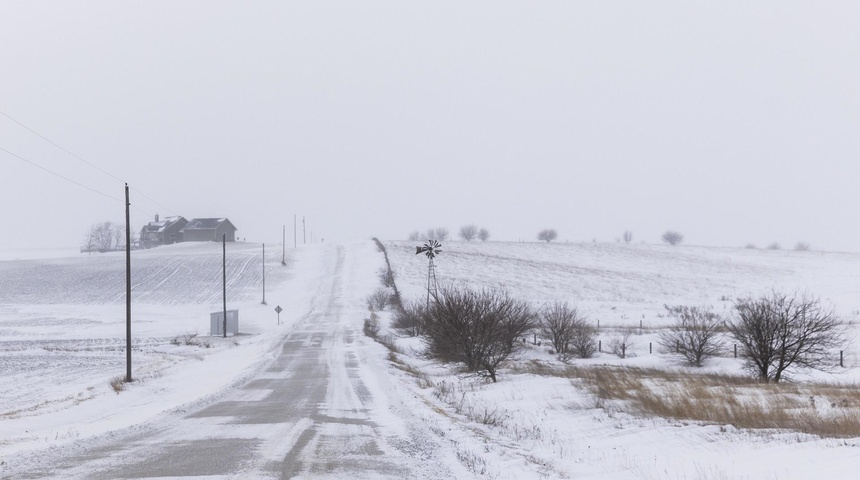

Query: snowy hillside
left=0, top=242, right=289, bottom=305
left=379, top=240, right=860, bottom=479
left=386, top=240, right=860, bottom=329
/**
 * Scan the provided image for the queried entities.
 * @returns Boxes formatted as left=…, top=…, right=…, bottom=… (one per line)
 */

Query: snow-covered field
left=0, top=241, right=311, bottom=464
left=378, top=240, right=860, bottom=479
left=2, top=239, right=860, bottom=479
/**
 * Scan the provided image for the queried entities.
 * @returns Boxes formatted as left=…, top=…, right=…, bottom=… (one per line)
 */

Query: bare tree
left=661, top=230, right=684, bottom=246
left=82, top=228, right=97, bottom=253
left=96, top=222, right=116, bottom=250
left=112, top=223, right=125, bottom=249
left=477, top=228, right=490, bottom=242
left=728, top=291, right=847, bottom=383
left=426, top=227, right=449, bottom=242
left=767, top=242, right=781, bottom=250
left=622, top=230, right=633, bottom=244
left=408, top=231, right=422, bottom=241
left=658, top=305, right=725, bottom=367
left=537, top=229, right=558, bottom=243
left=459, top=224, right=479, bottom=242
left=84, top=221, right=124, bottom=251
left=421, top=286, right=536, bottom=382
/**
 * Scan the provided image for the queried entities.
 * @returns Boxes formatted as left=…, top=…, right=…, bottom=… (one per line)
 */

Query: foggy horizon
left=2, top=2, right=858, bottom=252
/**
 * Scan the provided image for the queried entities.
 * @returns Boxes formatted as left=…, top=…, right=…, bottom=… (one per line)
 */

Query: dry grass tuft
left=109, top=375, right=127, bottom=394
left=512, top=361, right=860, bottom=438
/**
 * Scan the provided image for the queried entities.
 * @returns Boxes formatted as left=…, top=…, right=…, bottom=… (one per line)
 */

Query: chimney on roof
left=155, top=213, right=159, bottom=222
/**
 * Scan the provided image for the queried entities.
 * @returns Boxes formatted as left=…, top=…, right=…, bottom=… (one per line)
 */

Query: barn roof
left=141, top=216, right=186, bottom=233
left=182, top=218, right=235, bottom=230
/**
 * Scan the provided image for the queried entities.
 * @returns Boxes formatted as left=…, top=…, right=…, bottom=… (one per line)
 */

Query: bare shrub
left=767, top=242, right=781, bottom=250
left=458, top=224, right=479, bottom=242
left=407, top=231, right=422, bottom=241
left=366, top=288, right=390, bottom=310
left=478, top=228, right=490, bottom=242
left=661, top=230, right=684, bottom=246
left=794, top=241, right=811, bottom=252
left=109, top=375, right=126, bottom=393
left=745, top=243, right=757, bottom=249
left=539, top=302, right=596, bottom=360
left=608, top=330, right=636, bottom=358
left=363, top=312, right=380, bottom=338
left=537, top=229, right=558, bottom=243
left=539, top=302, right=577, bottom=358
left=622, top=230, right=633, bottom=244
left=570, top=321, right=598, bottom=359
left=170, top=332, right=199, bottom=346
left=377, top=267, right=396, bottom=288
left=392, top=300, right=425, bottom=337
left=422, top=286, right=537, bottom=382
left=659, top=305, right=725, bottom=367
left=728, top=291, right=847, bottom=383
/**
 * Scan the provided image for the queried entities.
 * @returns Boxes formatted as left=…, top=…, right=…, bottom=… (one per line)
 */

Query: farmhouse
left=180, top=218, right=238, bottom=242
left=139, top=215, right=188, bottom=249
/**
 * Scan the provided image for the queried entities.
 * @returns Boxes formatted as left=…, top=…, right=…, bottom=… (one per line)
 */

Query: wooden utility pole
left=222, top=233, right=227, bottom=338
left=294, top=214, right=297, bottom=248
left=281, top=225, right=286, bottom=265
left=303, top=216, right=306, bottom=244
left=261, top=243, right=267, bottom=305
left=125, top=184, right=132, bottom=382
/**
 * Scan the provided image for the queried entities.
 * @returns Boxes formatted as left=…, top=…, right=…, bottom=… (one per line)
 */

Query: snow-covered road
left=2, top=242, right=468, bottom=479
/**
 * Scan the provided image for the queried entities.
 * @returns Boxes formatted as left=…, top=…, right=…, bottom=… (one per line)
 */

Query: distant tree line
left=408, top=225, right=491, bottom=243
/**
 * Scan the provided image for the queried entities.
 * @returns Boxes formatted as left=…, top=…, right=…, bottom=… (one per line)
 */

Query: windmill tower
left=415, top=240, right=442, bottom=307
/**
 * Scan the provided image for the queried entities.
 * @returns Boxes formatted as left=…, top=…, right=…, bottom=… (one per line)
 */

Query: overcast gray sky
left=2, top=1, right=858, bottom=251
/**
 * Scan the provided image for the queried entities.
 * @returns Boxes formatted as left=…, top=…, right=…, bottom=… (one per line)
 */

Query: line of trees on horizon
left=403, top=227, right=820, bottom=252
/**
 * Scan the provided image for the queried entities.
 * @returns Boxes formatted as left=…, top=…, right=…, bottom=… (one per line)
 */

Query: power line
left=0, top=109, right=125, bottom=184
left=0, top=108, right=178, bottom=217
left=130, top=186, right=178, bottom=217
left=0, top=146, right=123, bottom=203
left=1, top=145, right=156, bottom=223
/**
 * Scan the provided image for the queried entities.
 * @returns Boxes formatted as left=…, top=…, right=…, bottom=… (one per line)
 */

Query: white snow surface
left=1, top=239, right=859, bottom=479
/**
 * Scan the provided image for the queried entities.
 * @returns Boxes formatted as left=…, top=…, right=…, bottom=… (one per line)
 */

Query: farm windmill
left=415, top=240, right=442, bottom=307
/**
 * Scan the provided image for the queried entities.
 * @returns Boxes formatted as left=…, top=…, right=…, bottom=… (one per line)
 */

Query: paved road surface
left=13, top=245, right=461, bottom=479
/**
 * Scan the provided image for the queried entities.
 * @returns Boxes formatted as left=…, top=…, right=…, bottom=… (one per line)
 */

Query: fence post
left=649, top=342, right=652, bottom=354
left=840, top=350, right=844, bottom=368
left=597, top=319, right=600, bottom=329
left=599, top=340, right=602, bottom=353
left=734, top=344, right=737, bottom=358
left=622, top=344, right=626, bottom=358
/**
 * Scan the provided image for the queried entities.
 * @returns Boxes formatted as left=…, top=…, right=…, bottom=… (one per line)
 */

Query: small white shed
left=210, top=310, right=239, bottom=336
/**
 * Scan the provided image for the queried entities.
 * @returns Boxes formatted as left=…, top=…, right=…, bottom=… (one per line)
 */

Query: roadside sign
left=275, top=305, right=282, bottom=325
